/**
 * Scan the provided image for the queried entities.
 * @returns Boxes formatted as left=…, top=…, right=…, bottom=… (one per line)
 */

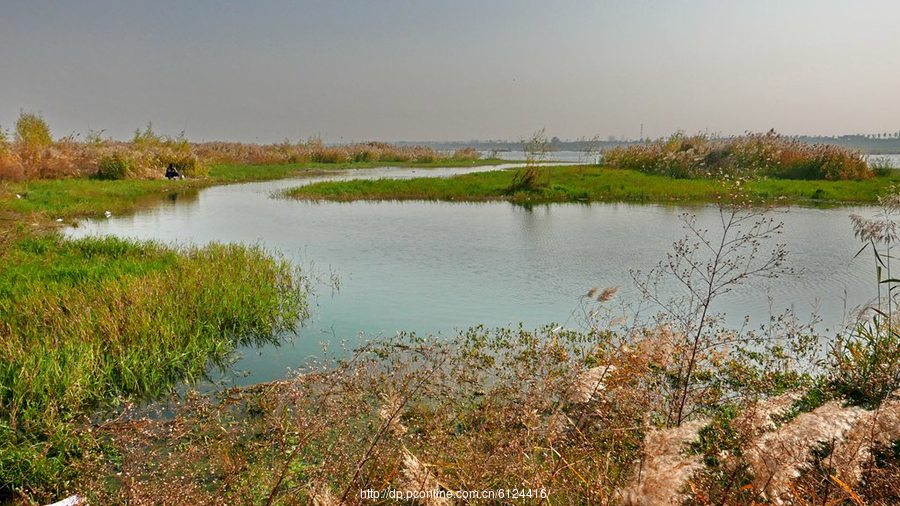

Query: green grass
left=285, top=165, right=900, bottom=205
left=0, top=159, right=508, bottom=223
left=0, top=235, right=307, bottom=499
left=0, top=178, right=201, bottom=222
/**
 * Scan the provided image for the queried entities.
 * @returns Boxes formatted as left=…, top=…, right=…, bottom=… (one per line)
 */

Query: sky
left=2, top=0, right=899, bottom=143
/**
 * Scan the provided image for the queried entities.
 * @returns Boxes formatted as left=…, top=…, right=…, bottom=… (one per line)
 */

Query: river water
left=66, top=164, right=883, bottom=385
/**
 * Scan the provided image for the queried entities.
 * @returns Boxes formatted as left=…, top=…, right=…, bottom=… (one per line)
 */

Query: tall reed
left=605, top=130, right=873, bottom=180
left=0, top=112, right=479, bottom=182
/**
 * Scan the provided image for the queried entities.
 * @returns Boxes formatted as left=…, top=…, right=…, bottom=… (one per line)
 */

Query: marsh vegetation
left=0, top=112, right=487, bottom=182
left=0, top=235, right=307, bottom=500
left=605, top=131, right=874, bottom=180
left=5, top=112, right=900, bottom=504
left=34, top=183, right=900, bottom=505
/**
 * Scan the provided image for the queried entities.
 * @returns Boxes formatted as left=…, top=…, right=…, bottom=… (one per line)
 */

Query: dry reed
left=620, top=419, right=709, bottom=505
left=830, top=394, right=900, bottom=488
left=744, top=401, right=868, bottom=504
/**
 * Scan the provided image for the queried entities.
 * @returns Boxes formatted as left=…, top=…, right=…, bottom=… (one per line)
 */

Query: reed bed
left=0, top=118, right=206, bottom=181
left=59, top=322, right=900, bottom=506
left=0, top=112, right=478, bottom=182
left=604, top=130, right=874, bottom=180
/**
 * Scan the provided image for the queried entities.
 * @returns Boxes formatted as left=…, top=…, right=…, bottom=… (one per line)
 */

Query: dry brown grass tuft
left=570, top=364, right=617, bottom=403
left=310, top=484, right=340, bottom=506
left=379, top=393, right=408, bottom=437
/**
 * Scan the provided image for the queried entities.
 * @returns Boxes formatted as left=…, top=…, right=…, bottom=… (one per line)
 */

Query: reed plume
left=744, top=401, right=867, bottom=504
left=830, top=393, right=900, bottom=487
left=570, top=364, right=617, bottom=403
left=310, top=485, right=340, bottom=506
left=620, top=419, right=708, bottom=505
left=379, top=393, right=408, bottom=437
left=733, top=391, right=803, bottom=436
left=399, top=449, right=449, bottom=506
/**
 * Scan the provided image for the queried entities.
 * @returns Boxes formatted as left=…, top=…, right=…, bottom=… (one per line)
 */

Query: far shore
left=285, top=164, right=900, bottom=206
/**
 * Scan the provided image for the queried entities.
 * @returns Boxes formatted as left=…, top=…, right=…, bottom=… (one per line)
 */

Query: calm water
left=66, top=164, right=881, bottom=385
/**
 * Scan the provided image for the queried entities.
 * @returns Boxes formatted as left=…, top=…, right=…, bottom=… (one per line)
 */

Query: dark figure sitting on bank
left=165, top=163, right=181, bottom=180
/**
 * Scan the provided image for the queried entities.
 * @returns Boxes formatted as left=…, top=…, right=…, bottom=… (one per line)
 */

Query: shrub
left=869, top=156, right=896, bottom=177
left=131, top=122, right=163, bottom=149
left=506, top=166, right=544, bottom=193
left=376, top=149, right=413, bottom=163
left=14, top=112, right=52, bottom=150
left=96, top=153, right=131, bottom=180
left=414, top=152, right=436, bottom=163
left=0, top=155, right=23, bottom=181
left=157, top=152, right=207, bottom=178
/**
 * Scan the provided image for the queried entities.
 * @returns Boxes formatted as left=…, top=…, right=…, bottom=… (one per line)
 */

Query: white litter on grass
left=46, top=495, right=83, bottom=506
left=104, top=210, right=112, bottom=218
left=16, top=193, right=22, bottom=199
left=55, top=218, right=63, bottom=222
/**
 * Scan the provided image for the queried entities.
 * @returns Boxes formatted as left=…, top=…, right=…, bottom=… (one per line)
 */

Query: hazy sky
left=3, top=0, right=899, bottom=142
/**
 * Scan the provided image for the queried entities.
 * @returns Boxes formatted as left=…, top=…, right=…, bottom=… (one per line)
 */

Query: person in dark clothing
left=165, top=163, right=181, bottom=180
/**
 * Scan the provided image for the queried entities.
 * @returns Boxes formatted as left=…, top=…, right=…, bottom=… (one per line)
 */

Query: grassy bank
left=0, top=159, right=507, bottom=231
left=0, top=158, right=325, bottom=500
left=286, top=164, right=900, bottom=205
left=0, top=235, right=307, bottom=500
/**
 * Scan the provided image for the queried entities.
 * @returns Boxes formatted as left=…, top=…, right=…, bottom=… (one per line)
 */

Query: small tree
left=0, top=125, right=9, bottom=152
left=523, top=127, right=551, bottom=167
left=582, top=134, right=602, bottom=167
left=508, top=128, right=553, bottom=193
left=633, top=180, right=794, bottom=425
left=15, top=111, right=52, bottom=149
